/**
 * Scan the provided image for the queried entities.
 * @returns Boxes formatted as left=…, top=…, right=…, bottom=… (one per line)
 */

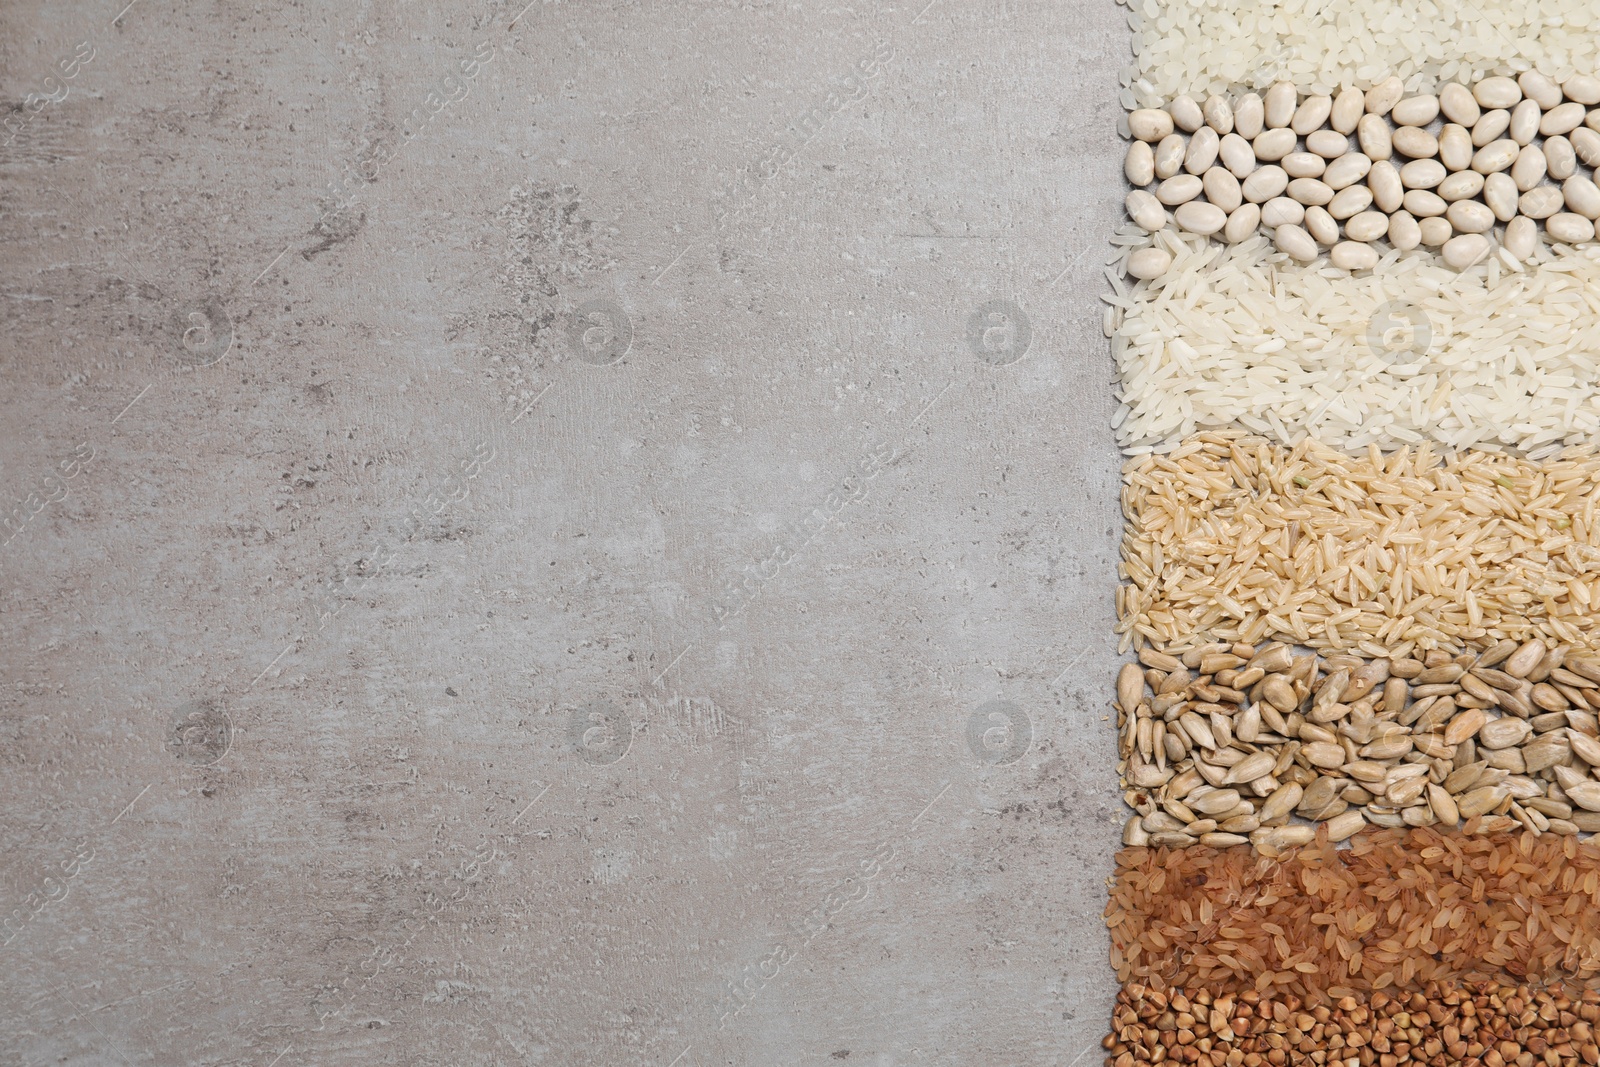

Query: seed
left=1549, top=212, right=1598, bottom=244
left=1301, top=742, right=1346, bottom=768
left=1323, top=810, right=1365, bottom=841
left=1233, top=92, right=1264, bottom=139
left=1241, top=164, right=1289, bottom=202
left=1202, top=94, right=1233, bottom=135
left=1478, top=717, right=1532, bottom=749
left=1125, top=187, right=1170, bottom=230
left=1391, top=94, right=1439, bottom=126
left=1520, top=69, right=1563, bottom=108
left=1174, top=200, right=1226, bottom=236
left=1155, top=174, right=1203, bottom=206
left=1224, top=751, right=1277, bottom=785
left=1129, top=108, right=1174, bottom=142
left=1443, top=708, right=1486, bottom=745
left=1124, top=140, right=1155, bottom=185
left=1264, top=81, right=1297, bottom=128
left=1472, top=139, right=1519, bottom=173
left=1546, top=134, right=1578, bottom=179
left=1192, top=788, right=1244, bottom=816
left=1441, top=233, right=1490, bottom=270
left=1184, top=126, right=1220, bottom=174
left=1456, top=784, right=1509, bottom=818
left=1427, top=783, right=1459, bottom=825
left=1260, top=782, right=1302, bottom=823
left=1273, top=223, right=1318, bottom=263
left=1122, top=815, right=1149, bottom=846
left=1512, top=143, right=1548, bottom=191
left=1125, top=247, right=1172, bottom=280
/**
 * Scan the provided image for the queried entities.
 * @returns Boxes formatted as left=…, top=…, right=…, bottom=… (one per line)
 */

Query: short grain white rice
left=1117, top=0, right=1600, bottom=107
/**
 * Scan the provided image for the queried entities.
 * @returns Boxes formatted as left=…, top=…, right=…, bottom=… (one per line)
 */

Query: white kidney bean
left=1260, top=196, right=1304, bottom=227
left=1439, top=83, right=1481, bottom=126
left=1541, top=102, right=1585, bottom=137
left=1564, top=175, right=1600, bottom=219
left=1175, top=200, right=1227, bottom=236
left=1291, top=95, right=1332, bottom=135
left=1504, top=215, right=1539, bottom=261
left=1512, top=144, right=1547, bottom=191
left=1510, top=99, right=1542, bottom=145
left=1403, top=188, right=1448, bottom=217
left=1400, top=158, right=1447, bottom=189
left=1344, top=210, right=1389, bottom=242
left=1331, top=88, right=1364, bottom=134
left=1520, top=70, right=1562, bottom=109
left=1472, top=109, right=1511, bottom=147
left=1392, top=94, right=1440, bottom=126
left=1484, top=172, right=1520, bottom=221
left=1154, top=134, right=1187, bottom=179
left=1287, top=177, right=1334, bottom=206
left=1126, top=189, right=1168, bottom=231
left=1438, top=125, right=1473, bottom=171
left=1368, top=160, right=1404, bottom=213
left=1388, top=209, right=1422, bottom=250
left=1283, top=152, right=1326, bottom=178
left=1472, top=140, right=1519, bottom=173
left=1129, top=109, right=1174, bottom=142
left=1127, top=247, right=1174, bottom=280
left=1264, top=82, right=1297, bottom=129
left=1203, top=167, right=1243, bottom=213
left=1234, top=93, right=1264, bottom=139
left=1242, top=165, right=1289, bottom=203
left=1184, top=127, right=1220, bottom=174
left=1218, top=133, right=1256, bottom=178
left=1442, top=232, right=1491, bottom=269
left=1224, top=202, right=1261, bottom=243
left=1156, top=174, right=1203, bottom=205
left=1520, top=186, right=1565, bottom=219
left=1547, top=212, right=1598, bottom=244
left=1572, top=128, right=1600, bottom=168
left=1274, top=223, right=1318, bottom=262
left=1437, top=170, right=1484, bottom=201
left=1474, top=78, right=1522, bottom=109
left=1357, top=114, right=1393, bottom=161
left=1169, top=95, right=1204, bottom=133
left=1445, top=199, right=1495, bottom=233
left=1203, top=94, right=1233, bottom=135
left=1303, top=205, right=1340, bottom=245
left=1253, top=127, right=1297, bottom=162
left=1306, top=130, right=1349, bottom=158
left=1392, top=126, right=1438, bottom=159
left=1564, top=75, right=1600, bottom=106
left=1327, top=184, right=1373, bottom=219
left=1422, top=218, right=1458, bottom=249
left=1125, top=141, right=1155, bottom=186
left=1366, top=77, right=1404, bottom=116
left=1330, top=241, right=1379, bottom=269
left=1323, top=152, right=1372, bottom=190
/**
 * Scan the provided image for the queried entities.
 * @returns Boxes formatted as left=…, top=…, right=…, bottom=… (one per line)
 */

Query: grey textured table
left=0, top=1, right=1130, bottom=1063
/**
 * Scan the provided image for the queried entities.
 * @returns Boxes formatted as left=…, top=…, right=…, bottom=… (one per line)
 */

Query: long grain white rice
left=1104, top=226, right=1600, bottom=457
left=1117, top=0, right=1600, bottom=108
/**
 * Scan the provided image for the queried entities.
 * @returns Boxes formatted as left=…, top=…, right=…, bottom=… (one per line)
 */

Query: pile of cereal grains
left=1103, top=828, right=1600, bottom=999
left=1116, top=434, right=1600, bottom=654
left=1115, top=0, right=1600, bottom=107
left=1124, top=72, right=1600, bottom=273
left=1102, top=982, right=1600, bottom=1067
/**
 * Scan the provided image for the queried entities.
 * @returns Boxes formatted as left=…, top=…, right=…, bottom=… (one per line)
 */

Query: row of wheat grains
left=1099, top=7, right=1600, bottom=1066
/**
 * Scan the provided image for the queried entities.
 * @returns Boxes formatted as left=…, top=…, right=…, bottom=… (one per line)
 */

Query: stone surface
left=0, top=1, right=1128, bottom=1063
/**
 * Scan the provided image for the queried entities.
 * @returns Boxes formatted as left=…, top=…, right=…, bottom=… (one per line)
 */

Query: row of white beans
left=1121, top=71, right=1600, bottom=277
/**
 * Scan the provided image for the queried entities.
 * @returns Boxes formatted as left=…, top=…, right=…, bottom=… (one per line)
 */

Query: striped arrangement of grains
left=1103, top=983, right=1600, bottom=1067
left=1115, top=0, right=1600, bottom=107
left=1105, top=828, right=1600, bottom=1000
left=1097, top=8, right=1600, bottom=1067
left=1117, top=433, right=1600, bottom=656
left=1104, top=238, right=1600, bottom=455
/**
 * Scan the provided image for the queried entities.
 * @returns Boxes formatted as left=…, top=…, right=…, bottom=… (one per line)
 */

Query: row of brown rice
left=1105, top=826, right=1600, bottom=1002
left=1117, top=431, right=1600, bottom=656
